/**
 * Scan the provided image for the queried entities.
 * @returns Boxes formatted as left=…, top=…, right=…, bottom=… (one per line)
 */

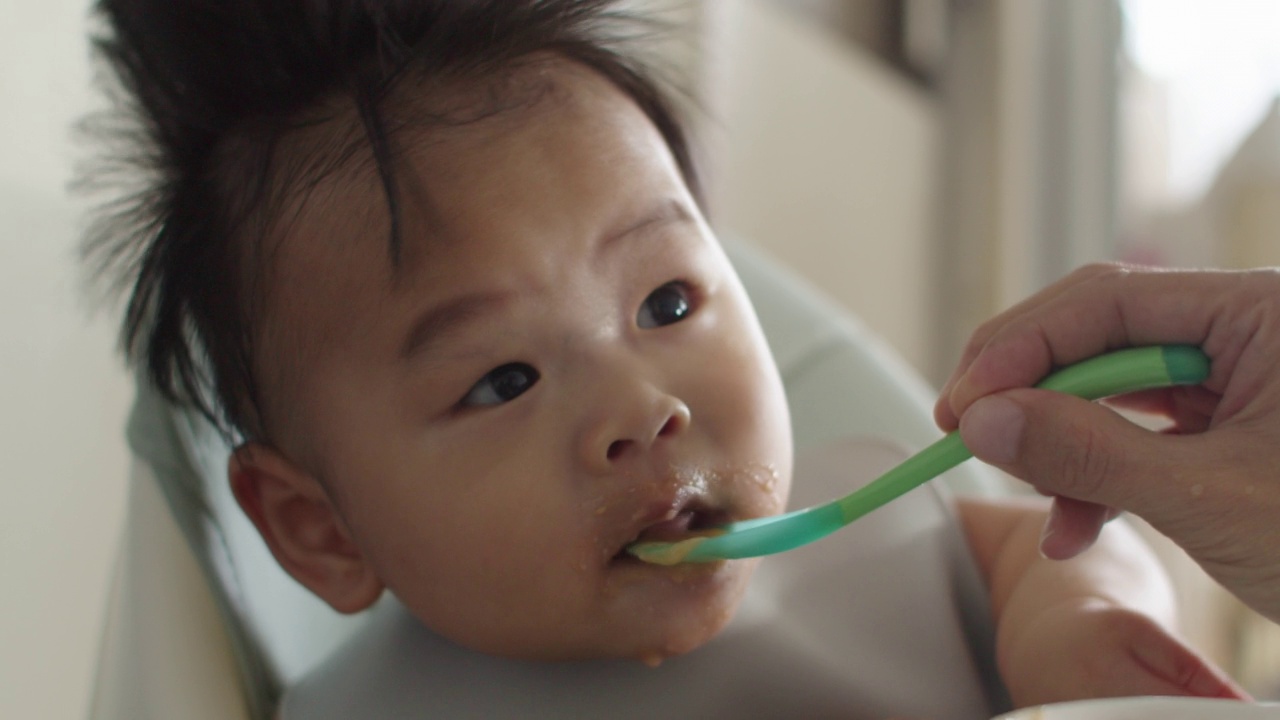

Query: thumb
left=957, top=389, right=1197, bottom=519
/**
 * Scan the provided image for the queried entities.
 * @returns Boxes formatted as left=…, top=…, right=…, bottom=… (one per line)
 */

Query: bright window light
left=1123, top=0, right=1280, bottom=200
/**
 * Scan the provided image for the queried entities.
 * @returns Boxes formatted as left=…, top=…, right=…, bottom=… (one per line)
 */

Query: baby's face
left=259, top=60, right=792, bottom=663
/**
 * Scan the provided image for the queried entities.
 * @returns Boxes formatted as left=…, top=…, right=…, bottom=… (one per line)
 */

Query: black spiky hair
left=83, top=0, right=700, bottom=440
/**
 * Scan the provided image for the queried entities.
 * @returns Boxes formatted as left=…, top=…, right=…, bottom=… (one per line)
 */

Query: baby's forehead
left=283, top=57, right=595, bottom=183
left=267, top=57, right=658, bottom=268
left=269, top=58, right=614, bottom=244
left=255, top=55, right=678, bottom=344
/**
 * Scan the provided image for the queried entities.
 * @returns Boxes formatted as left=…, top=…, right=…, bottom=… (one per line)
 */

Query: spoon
left=627, top=345, right=1210, bottom=565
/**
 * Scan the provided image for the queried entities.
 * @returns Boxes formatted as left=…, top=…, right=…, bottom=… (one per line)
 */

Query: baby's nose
left=582, top=391, right=691, bottom=472
left=606, top=399, right=690, bottom=461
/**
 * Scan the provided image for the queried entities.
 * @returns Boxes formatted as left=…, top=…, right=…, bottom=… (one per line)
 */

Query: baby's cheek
left=720, top=353, right=792, bottom=497
left=715, top=461, right=787, bottom=520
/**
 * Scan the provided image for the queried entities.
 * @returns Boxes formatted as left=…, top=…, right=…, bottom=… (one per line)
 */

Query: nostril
left=657, top=414, right=682, bottom=438
left=603, top=406, right=688, bottom=463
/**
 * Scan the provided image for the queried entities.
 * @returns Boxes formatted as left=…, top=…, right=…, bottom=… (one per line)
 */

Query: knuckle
left=1080, top=263, right=1135, bottom=297
left=962, top=319, right=1000, bottom=359
left=1075, top=261, right=1127, bottom=279
left=1247, top=266, right=1280, bottom=288
left=1077, top=262, right=1135, bottom=293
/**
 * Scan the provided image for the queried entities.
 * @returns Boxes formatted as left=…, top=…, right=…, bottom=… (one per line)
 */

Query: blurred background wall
left=0, top=2, right=132, bottom=719
left=4, top=0, right=1279, bottom=717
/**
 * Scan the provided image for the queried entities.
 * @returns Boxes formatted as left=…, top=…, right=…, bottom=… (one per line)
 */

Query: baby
left=86, top=0, right=1244, bottom=716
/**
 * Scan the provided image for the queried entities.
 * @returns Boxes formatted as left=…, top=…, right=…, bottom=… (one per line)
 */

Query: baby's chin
left=434, top=557, right=757, bottom=666
left=604, top=556, right=759, bottom=667
left=627, top=601, right=740, bottom=668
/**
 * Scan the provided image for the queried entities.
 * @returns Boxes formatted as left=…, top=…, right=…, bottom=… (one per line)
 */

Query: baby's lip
left=614, top=499, right=730, bottom=561
left=634, top=508, right=704, bottom=544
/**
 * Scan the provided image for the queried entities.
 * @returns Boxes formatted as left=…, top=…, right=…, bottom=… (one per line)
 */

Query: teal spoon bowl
left=627, top=345, right=1210, bottom=565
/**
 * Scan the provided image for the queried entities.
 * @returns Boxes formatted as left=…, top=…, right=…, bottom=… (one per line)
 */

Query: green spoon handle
left=629, top=345, right=1210, bottom=565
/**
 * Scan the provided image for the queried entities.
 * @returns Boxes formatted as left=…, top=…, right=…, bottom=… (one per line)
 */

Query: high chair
left=89, top=239, right=1007, bottom=720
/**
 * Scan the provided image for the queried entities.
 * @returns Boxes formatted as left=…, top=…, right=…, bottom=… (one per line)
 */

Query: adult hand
left=934, top=263, right=1280, bottom=623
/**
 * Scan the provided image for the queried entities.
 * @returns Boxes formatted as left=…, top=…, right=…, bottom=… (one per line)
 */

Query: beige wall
left=709, top=0, right=939, bottom=374
left=633, top=0, right=941, bottom=375
left=0, top=1, right=132, bottom=718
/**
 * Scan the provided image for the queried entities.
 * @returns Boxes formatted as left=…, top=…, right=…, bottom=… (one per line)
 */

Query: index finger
left=935, top=263, right=1135, bottom=429
left=941, top=266, right=1260, bottom=426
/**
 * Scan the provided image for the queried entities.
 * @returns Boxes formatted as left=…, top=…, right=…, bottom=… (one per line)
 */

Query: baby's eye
left=460, top=363, right=540, bottom=407
left=637, top=282, right=692, bottom=329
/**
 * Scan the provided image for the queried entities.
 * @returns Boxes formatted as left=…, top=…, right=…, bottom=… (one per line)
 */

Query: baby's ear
left=229, top=443, right=383, bottom=613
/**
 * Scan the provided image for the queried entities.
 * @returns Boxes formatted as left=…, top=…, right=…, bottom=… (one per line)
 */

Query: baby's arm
left=956, top=497, right=1248, bottom=707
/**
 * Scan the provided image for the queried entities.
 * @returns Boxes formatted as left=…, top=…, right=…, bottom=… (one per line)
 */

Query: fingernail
left=1040, top=496, right=1109, bottom=560
left=1037, top=500, right=1078, bottom=560
left=1038, top=501, right=1059, bottom=559
left=959, top=396, right=1024, bottom=465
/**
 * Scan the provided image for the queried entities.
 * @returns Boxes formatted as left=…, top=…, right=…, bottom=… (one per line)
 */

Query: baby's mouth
left=613, top=503, right=729, bottom=564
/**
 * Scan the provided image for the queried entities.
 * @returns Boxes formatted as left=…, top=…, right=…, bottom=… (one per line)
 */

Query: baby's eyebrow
left=599, top=198, right=694, bottom=255
left=400, top=290, right=513, bottom=361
